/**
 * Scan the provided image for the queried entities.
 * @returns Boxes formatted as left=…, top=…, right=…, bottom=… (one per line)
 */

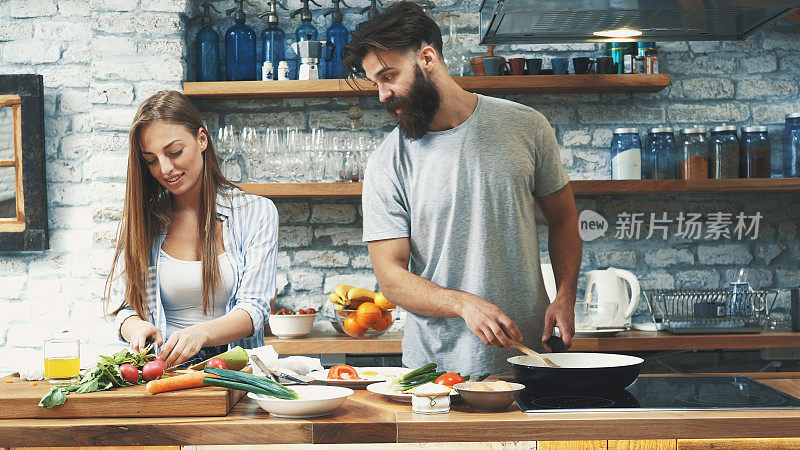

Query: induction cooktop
left=515, top=376, right=800, bottom=413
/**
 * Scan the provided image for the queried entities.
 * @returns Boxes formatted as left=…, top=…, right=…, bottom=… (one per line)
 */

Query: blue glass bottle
left=225, top=0, right=257, bottom=81
left=784, top=112, right=800, bottom=178
left=643, top=127, right=677, bottom=179
left=292, top=0, right=321, bottom=79
left=611, top=128, right=642, bottom=180
left=324, top=0, right=350, bottom=79
left=193, top=2, right=221, bottom=82
left=259, top=0, right=288, bottom=81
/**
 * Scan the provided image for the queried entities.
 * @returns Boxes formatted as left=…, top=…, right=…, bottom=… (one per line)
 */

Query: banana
left=329, top=292, right=345, bottom=304
left=334, top=304, right=344, bottom=310
left=347, top=287, right=377, bottom=302
left=335, top=284, right=354, bottom=298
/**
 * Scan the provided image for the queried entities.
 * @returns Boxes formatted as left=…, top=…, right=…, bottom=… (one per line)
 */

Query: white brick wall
left=0, top=0, right=189, bottom=374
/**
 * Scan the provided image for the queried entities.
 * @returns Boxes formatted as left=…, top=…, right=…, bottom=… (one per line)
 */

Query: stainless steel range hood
left=479, top=0, right=800, bottom=44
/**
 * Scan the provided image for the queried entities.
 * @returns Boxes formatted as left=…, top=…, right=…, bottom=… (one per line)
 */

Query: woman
left=105, top=91, right=278, bottom=368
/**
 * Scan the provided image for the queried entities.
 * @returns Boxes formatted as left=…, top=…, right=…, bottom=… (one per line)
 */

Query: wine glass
left=442, top=15, right=470, bottom=77
left=240, top=126, right=260, bottom=183
left=215, top=125, right=238, bottom=181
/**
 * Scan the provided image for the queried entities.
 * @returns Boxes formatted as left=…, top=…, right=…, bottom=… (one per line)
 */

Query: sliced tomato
left=435, top=373, right=465, bottom=387
left=327, top=364, right=360, bottom=380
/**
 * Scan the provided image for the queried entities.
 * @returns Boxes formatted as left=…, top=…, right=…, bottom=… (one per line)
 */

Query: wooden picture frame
left=0, top=75, right=48, bottom=250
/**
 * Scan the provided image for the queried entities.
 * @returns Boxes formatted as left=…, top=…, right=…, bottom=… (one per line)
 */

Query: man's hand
left=542, top=297, right=575, bottom=351
left=458, top=293, right=523, bottom=349
left=158, top=325, right=209, bottom=368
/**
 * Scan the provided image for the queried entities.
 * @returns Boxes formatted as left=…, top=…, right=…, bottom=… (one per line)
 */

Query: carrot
left=145, top=371, right=218, bottom=394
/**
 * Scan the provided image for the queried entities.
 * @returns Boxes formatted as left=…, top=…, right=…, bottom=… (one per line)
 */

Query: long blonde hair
left=105, top=90, right=237, bottom=319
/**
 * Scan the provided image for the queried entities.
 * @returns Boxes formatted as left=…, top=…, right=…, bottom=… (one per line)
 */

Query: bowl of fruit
left=268, top=307, right=316, bottom=339
left=329, top=285, right=396, bottom=338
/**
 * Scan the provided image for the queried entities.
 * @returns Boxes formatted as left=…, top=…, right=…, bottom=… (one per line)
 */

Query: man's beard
left=384, top=65, right=441, bottom=139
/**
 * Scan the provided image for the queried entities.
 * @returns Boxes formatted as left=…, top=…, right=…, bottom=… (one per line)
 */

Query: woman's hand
left=121, top=316, right=164, bottom=354
left=157, top=325, right=210, bottom=368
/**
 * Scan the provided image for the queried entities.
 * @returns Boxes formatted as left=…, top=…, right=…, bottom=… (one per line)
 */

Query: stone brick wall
left=0, top=0, right=798, bottom=374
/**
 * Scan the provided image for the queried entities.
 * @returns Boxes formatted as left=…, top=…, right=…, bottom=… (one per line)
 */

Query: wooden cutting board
left=0, top=373, right=247, bottom=419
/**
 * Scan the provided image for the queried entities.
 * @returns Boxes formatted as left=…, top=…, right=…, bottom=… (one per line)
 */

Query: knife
left=249, top=354, right=281, bottom=383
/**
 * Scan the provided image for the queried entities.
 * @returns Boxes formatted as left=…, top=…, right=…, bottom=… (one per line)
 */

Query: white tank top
left=159, top=248, right=236, bottom=339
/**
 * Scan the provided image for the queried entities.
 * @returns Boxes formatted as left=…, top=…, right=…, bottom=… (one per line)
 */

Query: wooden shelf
left=183, top=74, right=671, bottom=99
left=237, top=178, right=800, bottom=198
left=264, top=330, right=800, bottom=355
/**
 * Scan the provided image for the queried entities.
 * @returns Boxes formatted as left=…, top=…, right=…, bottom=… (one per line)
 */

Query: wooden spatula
left=512, top=341, right=560, bottom=368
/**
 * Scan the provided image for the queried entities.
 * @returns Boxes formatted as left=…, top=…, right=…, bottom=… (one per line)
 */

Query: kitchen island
left=2, top=373, right=799, bottom=448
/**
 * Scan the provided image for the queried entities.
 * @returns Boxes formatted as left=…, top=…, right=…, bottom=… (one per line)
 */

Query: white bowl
left=248, top=385, right=354, bottom=418
left=453, top=381, right=525, bottom=411
left=268, top=313, right=315, bottom=338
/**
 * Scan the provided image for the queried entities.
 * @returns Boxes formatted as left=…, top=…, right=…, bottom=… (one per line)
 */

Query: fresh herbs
left=39, top=346, right=157, bottom=408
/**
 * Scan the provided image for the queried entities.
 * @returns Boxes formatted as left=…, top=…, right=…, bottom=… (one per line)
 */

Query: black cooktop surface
left=515, top=376, right=800, bottom=413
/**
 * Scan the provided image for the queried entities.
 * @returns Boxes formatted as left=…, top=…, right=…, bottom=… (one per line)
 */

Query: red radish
left=119, top=364, right=140, bottom=384
left=206, top=357, right=227, bottom=370
left=142, top=358, right=168, bottom=381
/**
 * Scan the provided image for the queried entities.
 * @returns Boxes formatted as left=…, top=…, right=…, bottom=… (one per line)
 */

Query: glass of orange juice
left=43, top=338, right=80, bottom=384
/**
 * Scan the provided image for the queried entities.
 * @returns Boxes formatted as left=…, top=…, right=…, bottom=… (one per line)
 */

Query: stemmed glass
left=283, top=128, right=304, bottom=182
left=240, top=126, right=261, bottom=183
left=442, top=15, right=469, bottom=77
left=215, top=125, right=239, bottom=181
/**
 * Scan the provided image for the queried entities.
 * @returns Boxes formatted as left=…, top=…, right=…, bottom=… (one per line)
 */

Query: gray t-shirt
left=362, top=94, right=570, bottom=374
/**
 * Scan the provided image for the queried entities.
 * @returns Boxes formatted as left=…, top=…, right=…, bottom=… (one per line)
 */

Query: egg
left=491, top=380, right=513, bottom=391
left=469, top=382, right=491, bottom=391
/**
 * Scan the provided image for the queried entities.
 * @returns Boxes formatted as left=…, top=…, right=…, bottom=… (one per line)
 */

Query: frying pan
left=508, top=352, right=644, bottom=393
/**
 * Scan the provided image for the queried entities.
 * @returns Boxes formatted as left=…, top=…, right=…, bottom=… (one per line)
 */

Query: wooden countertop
left=264, top=330, right=800, bottom=355
left=2, top=373, right=800, bottom=446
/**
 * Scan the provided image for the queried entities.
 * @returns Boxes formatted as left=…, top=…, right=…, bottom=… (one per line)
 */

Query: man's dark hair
left=341, top=1, right=443, bottom=79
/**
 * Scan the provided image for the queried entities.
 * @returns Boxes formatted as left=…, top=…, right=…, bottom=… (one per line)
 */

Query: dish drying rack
left=642, top=289, right=779, bottom=334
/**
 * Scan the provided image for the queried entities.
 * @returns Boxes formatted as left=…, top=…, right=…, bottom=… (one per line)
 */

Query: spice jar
left=740, top=126, right=771, bottom=178
left=679, top=127, right=709, bottom=179
left=643, top=127, right=677, bottom=179
left=709, top=125, right=739, bottom=179
left=610, top=128, right=642, bottom=180
left=784, top=112, right=800, bottom=178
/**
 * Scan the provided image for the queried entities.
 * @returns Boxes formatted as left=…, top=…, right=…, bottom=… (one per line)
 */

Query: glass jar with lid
left=740, top=126, right=771, bottom=178
left=643, top=127, right=677, bottom=179
left=709, top=125, right=739, bottom=179
left=784, top=112, right=800, bottom=178
left=610, top=128, right=642, bottom=180
left=679, top=127, right=708, bottom=180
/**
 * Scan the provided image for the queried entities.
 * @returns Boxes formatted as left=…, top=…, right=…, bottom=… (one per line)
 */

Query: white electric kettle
left=582, top=268, right=641, bottom=328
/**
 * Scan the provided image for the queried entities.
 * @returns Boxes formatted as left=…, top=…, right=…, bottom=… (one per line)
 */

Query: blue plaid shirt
left=112, top=188, right=278, bottom=351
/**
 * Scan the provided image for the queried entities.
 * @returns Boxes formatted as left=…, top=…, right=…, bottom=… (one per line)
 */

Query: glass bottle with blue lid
left=784, top=112, right=800, bottom=178
left=611, top=128, right=642, bottom=180
left=643, top=127, right=677, bottom=179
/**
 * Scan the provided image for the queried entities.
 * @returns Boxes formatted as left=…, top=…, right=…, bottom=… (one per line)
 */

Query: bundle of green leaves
left=39, top=346, right=156, bottom=408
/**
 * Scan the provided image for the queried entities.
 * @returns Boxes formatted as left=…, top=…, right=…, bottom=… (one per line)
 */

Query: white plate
left=248, top=385, right=354, bottom=418
left=366, top=380, right=459, bottom=403
left=573, top=328, right=627, bottom=337
left=633, top=322, right=665, bottom=331
left=308, top=367, right=411, bottom=388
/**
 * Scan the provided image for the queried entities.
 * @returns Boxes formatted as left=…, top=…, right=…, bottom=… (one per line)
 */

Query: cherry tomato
left=207, top=357, right=227, bottom=370
left=435, top=373, right=465, bottom=387
left=306, top=308, right=316, bottom=314
left=327, top=364, right=360, bottom=380
left=298, top=309, right=307, bottom=315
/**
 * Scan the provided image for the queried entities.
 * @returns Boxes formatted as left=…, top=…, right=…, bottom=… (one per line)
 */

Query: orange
left=343, top=313, right=367, bottom=335
left=374, top=292, right=396, bottom=310
left=355, top=302, right=382, bottom=328
left=371, top=310, right=393, bottom=331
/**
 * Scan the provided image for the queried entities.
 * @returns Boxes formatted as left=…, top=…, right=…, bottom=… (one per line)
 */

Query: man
left=342, top=2, right=582, bottom=374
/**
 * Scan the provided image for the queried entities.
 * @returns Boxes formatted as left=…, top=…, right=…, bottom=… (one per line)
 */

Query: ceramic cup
left=483, top=57, right=508, bottom=76
left=508, top=58, right=526, bottom=75
left=525, top=58, right=543, bottom=75
left=572, top=57, right=595, bottom=74
left=551, top=57, right=569, bottom=75
left=596, top=56, right=614, bottom=74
